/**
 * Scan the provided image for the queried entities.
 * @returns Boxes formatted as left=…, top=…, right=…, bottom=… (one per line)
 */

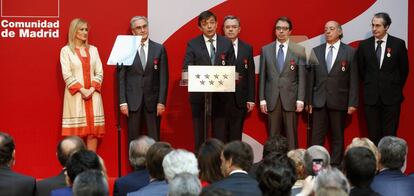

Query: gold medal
left=154, top=65, right=158, bottom=70
left=290, top=65, right=295, bottom=71
left=342, top=67, right=345, bottom=72
left=387, top=53, right=391, bottom=58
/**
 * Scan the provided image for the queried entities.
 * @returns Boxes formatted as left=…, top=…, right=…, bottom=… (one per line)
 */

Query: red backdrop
left=0, top=0, right=413, bottom=179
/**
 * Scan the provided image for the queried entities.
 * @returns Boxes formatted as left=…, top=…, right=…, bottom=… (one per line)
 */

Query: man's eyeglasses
left=276, top=26, right=290, bottom=31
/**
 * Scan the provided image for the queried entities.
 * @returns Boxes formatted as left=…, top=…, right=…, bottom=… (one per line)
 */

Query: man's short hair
left=275, top=16, right=293, bottom=30
left=129, top=136, right=155, bottom=169
left=374, top=12, right=392, bottom=28
left=304, top=145, right=330, bottom=175
left=65, top=150, right=102, bottom=183
left=0, top=132, right=14, bottom=167
left=72, top=170, right=108, bottom=196
left=57, top=136, right=86, bottom=167
left=222, top=141, right=253, bottom=171
left=223, top=15, right=240, bottom=26
left=314, top=168, right=350, bottom=194
left=163, top=149, right=199, bottom=181
left=344, top=147, right=377, bottom=188
left=198, top=10, right=216, bottom=27
left=263, top=134, right=288, bottom=158
left=130, top=16, right=148, bottom=28
left=378, top=136, right=407, bottom=170
left=168, top=172, right=201, bottom=196
left=146, top=142, right=173, bottom=180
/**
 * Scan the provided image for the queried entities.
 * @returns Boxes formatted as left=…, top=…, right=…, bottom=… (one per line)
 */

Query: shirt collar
left=141, top=39, right=149, bottom=46
left=276, top=39, right=289, bottom=48
left=326, top=40, right=341, bottom=50
left=203, top=34, right=217, bottom=43
left=233, top=38, right=239, bottom=47
left=375, top=33, right=388, bottom=43
left=229, top=169, right=248, bottom=175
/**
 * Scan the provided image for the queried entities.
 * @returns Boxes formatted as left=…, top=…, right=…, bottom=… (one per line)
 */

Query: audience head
left=343, top=147, right=376, bottom=188
left=315, top=187, right=348, bottom=196
left=0, top=132, right=14, bottom=167
left=287, top=148, right=307, bottom=179
left=72, top=170, right=108, bottom=196
left=378, top=136, right=407, bottom=171
left=65, top=149, right=102, bottom=185
left=304, top=145, right=330, bottom=176
left=346, top=137, right=379, bottom=165
left=198, top=138, right=224, bottom=183
left=163, top=149, right=199, bottom=182
left=314, top=168, right=350, bottom=194
left=146, top=141, right=173, bottom=180
left=57, top=136, right=86, bottom=167
left=129, top=136, right=155, bottom=170
left=256, top=153, right=296, bottom=196
left=262, top=134, right=289, bottom=158
left=221, top=141, right=253, bottom=176
left=168, top=172, right=201, bottom=196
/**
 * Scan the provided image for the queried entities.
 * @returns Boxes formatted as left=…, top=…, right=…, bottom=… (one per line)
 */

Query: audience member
left=287, top=148, right=306, bottom=195
left=200, top=187, right=232, bottom=196
left=72, top=170, right=108, bottom=196
left=128, top=142, right=173, bottom=196
left=163, top=149, right=199, bottom=182
left=315, top=187, right=348, bottom=196
left=303, top=145, right=330, bottom=176
left=209, top=141, right=261, bottom=196
left=256, top=153, right=296, bottom=196
left=346, top=137, right=379, bottom=170
left=50, top=149, right=103, bottom=196
left=113, top=136, right=155, bottom=196
left=37, top=136, right=86, bottom=196
left=344, top=147, right=379, bottom=196
left=0, top=131, right=36, bottom=196
left=299, top=167, right=350, bottom=196
left=169, top=172, right=201, bottom=196
left=371, top=136, right=414, bottom=196
left=198, top=138, right=224, bottom=186
left=249, top=134, right=288, bottom=178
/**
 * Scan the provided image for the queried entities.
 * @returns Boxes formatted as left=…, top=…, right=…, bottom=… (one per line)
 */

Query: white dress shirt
left=203, top=34, right=217, bottom=58
left=375, top=33, right=388, bottom=68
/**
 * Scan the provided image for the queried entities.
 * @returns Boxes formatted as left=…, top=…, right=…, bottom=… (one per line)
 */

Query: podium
left=182, top=65, right=235, bottom=146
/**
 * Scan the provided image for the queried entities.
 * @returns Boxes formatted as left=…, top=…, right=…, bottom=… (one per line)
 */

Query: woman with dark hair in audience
left=256, top=153, right=297, bottom=196
left=197, top=138, right=224, bottom=187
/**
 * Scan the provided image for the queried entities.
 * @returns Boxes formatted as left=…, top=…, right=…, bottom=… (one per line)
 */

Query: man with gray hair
left=162, top=149, right=199, bottom=182
left=304, top=145, right=330, bottom=176
left=114, top=136, right=155, bottom=196
left=371, top=136, right=414, bottom=196
left=119, top=16, right=169, bottom=143
left=168, top=172, right=201, bottom=196
left=73, top=170, right=109, bottom=196
left=298, top=168, right=350, bottom=196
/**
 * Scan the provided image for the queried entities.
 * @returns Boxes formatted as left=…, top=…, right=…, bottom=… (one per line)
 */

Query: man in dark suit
left=0, top=132, right=36, bottom=196
left=220, top=15, right=255, bottom=142
left=120, top=16, right=169, bottom=142
left=36, top=136, right=86, bottom=196
left=308, top=21, right=358, bottom=165
left=371, top=136, right=414, bottom=196
left=357, top=12, right=409, bottom=145
left=182, top=11, right=235, bottom=151
left=209, top=141, right=261, bottom=196
left=113, top=136, right=154, bottom=196
left=259, top=16, right=306, bottom=149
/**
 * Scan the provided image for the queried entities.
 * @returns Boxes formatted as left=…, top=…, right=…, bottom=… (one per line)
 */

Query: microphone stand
left=116, top=62, right=123, bottom=177
left=305, top=63, right=313, bottom=147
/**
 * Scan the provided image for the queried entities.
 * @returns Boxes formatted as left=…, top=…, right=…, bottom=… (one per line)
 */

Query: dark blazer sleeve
left=182, top=41, right=195, bottom=72
left=119, top=64, right=127, bottom=105
left=158, top=46, right=169, bottom=105
left=348, top=47, right=359, bottom=107
left=297, top=45, right=307, bottom=102
left=258, top=47, right=266, bottom=102
left=247, top=45, right=255, bottom=103
left=307, top=48, right=319, bottom=106
left=397, top=40, right=409, bottom=88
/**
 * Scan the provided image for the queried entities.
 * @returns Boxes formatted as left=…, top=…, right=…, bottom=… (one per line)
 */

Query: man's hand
left=296, top=102, right=304, bottom=112
left=306, top=105, right=313, bottom=114
left=120, top=105, right=129, bottom=116
left=260, top=104, right=268, bottom=114
left=156, top=104, right=165, bottom=116
left=246, top=102, right=255, bottom=112
left=347, top=106, right=357, bottom=115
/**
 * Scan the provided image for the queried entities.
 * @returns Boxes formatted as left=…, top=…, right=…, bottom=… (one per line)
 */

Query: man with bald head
left=36, top=136, right=86, bottom=196
left=308, top=21, right=358, bottom=166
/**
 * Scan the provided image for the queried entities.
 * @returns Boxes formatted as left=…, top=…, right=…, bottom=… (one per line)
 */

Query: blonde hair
left=346, top=137, right=380, bottom=170
left=287, top=148, right=307, bottom=179
left=67, top=18, right=89, bottom=52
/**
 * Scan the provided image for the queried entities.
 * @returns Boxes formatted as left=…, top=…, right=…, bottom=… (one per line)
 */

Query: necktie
left=139, top=43, right=146, bottom=69
left=376, top=40, right=383, bottom=67
left=277, top=44, right=285, bottom=72
left=326, top=45, right=334, bottom=72
left=208, top=39, right=215, bottom=65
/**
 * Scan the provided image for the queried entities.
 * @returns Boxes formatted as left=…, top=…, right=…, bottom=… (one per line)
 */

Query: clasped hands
left=79, top=87, right=95, bottom=100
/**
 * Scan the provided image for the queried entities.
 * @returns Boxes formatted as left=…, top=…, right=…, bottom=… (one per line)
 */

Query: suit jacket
left=36, top=170, right=66, bottom=196
left=309, top=42, right=358, bottom=110
left=370, top=169, right=414, bottom=196
left=0, top=166, right=36, bottom=196
left=50, top=187, right=72, bottom=196
left=120, top=39, right=169, bottom=112
left=350, top=187, right=380, bottom=196
left=127, top=180, right=168, bottom=196
left=113, top=169, right=150, bottom=196
left=234, top=39, right=255, bottom=108
left=259, top=41, right=306, bottom=111
left=357, top=35, right=409, bottom=105
left=209, top=172, right=262, bottom=196
left=182, top=34, right=235, bottom=104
